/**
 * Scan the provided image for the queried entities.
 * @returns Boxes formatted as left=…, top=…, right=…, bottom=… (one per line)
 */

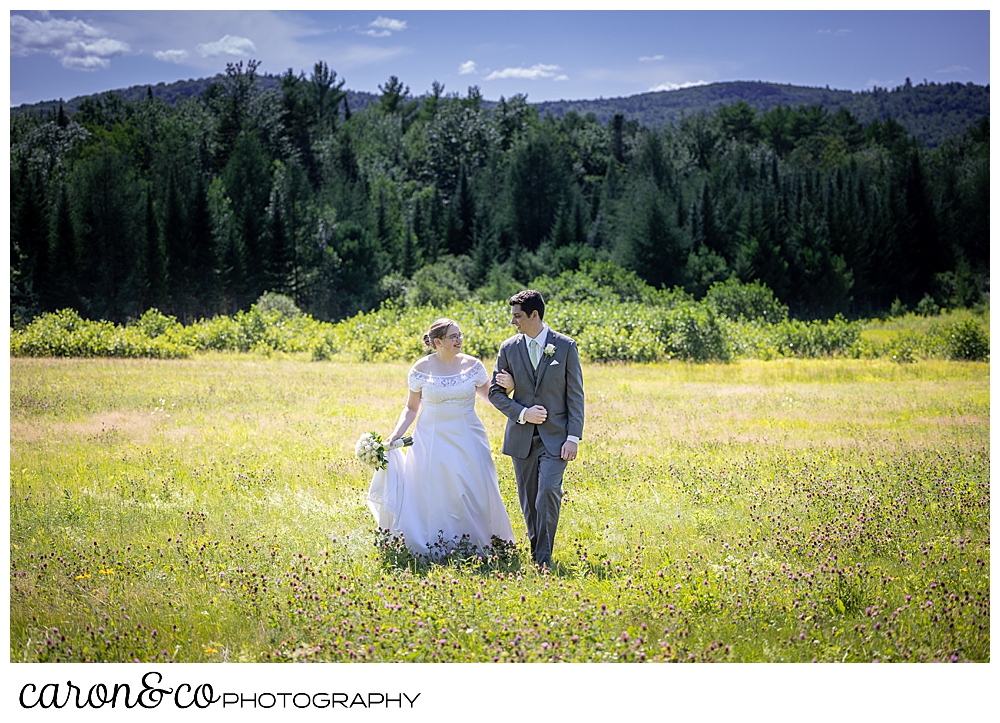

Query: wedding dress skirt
left=367, top=361, right=515, bottom=557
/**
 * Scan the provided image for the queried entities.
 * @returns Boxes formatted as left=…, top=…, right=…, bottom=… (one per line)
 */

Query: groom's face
left=510, top=305, right=541, bottom=336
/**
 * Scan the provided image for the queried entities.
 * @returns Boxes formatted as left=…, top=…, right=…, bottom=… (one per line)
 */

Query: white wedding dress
left=367, top=360, right=515, bottom=557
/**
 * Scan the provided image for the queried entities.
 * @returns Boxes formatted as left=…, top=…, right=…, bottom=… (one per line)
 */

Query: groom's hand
left=523, top=405, right=547, bottom=424
left=560, top=440, right=578, bottom=462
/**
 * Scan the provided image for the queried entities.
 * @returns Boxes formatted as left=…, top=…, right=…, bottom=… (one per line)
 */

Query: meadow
left=10, top=354, right=989, bottom=663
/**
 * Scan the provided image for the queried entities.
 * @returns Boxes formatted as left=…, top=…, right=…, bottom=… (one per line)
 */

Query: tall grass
left=10, top=357, right=989, bottom=662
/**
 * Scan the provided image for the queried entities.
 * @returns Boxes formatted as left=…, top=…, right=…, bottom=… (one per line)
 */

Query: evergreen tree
left=10, top=161, right=49, bottom=318
left=469, top=227, right=501, bottom=289
left=377, top=75, right=418, bottom=131
left=734, top=193, right=788, bottom=298
left=504, top=129, right=569, bottom=251
left=760, top=105, right=795, bottom=156
left=425, top=186, right=445, bottom=263
left=610, top=113, right=625, bottom=164
left=309, top=60, right=347, bottom=132
left=266, top=201, right=292, bottom=294
left=899, top=149, right=943, bottom=302
left=144, top=184, right=168, bottom=309
left=222, top=131, right=272, bottom=304
left=417, top=81, right=445, bottom=125
left=213, top=60, right=261, bottom=172
left=7, top=68, right=989, bottom=322
left=187, top=172, right=217, bottom=316
left=71, top=145, right=144, bottom=321
left=716, top=101, right=760, bottom=143
left=633, top=127, right=669, bottom=190
left=621, top=180, right=685, bottom=289
left=695, top=182, right=726, bottom=257
left=445, top=164, right=476, bottom=255
left=400, top=216, right=418, bottom=278
left=46, top=180, right=78, bottom=311
left=161, top=170, right=187, bottom=309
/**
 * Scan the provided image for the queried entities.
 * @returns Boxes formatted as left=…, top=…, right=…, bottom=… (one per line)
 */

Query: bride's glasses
left=445, top=333, right=464, bottom=341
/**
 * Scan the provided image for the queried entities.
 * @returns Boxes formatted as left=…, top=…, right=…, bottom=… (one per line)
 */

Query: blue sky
left=8, top=9, right=990, bottom=108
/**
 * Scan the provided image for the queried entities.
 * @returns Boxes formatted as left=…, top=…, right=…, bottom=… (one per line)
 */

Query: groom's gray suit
left=489, top=328, right=585, bottom=567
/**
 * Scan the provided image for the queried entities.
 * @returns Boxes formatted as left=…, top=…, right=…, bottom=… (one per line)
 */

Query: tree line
left=10, top=59, right=989, bottom=326
left=534, top=79, right=990, bottom=149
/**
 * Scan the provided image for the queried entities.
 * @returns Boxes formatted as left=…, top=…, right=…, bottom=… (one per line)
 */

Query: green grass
left=10, top=356, right=989, bottom=662
left=861, top=308, right=989, bottom=341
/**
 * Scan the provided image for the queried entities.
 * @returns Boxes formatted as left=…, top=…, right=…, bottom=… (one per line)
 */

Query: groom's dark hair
left=510, top=289, right=545, bottom=321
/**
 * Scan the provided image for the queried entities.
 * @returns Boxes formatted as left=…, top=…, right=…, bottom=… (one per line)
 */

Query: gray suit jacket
left=489, top=329, right=585, bottom=459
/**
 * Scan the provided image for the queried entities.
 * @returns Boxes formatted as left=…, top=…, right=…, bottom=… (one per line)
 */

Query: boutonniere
left=543, top=343, right=556, bottom=357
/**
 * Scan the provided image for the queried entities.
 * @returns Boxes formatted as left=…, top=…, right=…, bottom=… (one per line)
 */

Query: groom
left=490, top=290, right=585, bottom=570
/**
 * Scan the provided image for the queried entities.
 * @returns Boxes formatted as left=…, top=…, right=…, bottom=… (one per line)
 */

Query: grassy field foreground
left=10, top=355, right=989, bottom=662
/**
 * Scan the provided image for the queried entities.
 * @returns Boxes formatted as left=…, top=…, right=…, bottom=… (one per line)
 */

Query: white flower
left=543, top=343, right=556, bottom=357
left=355, top=431, right=388, bottom=470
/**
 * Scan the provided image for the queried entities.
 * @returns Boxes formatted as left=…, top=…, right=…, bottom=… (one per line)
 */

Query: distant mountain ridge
left=12, top=73, right=380, bottom=121
left=533, top=80, right=989, bottom=148
left=12, top=76, right=988, bottom=148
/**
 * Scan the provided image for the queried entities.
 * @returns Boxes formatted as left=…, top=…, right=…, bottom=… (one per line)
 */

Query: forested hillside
left=536, top=79, right=989, bottom=149
left=15, top=77, right=987, bottom=148
left=10, top=60, right=989, bottom=326
left=15, top=74, right=379, bottom=128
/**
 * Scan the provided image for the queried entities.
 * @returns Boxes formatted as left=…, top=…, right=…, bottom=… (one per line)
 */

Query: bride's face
left=438, top=325, right=463, bottom=353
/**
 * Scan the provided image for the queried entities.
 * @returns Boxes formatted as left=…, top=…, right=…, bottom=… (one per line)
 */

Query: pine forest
left=10, top=60, right=990, bottom=326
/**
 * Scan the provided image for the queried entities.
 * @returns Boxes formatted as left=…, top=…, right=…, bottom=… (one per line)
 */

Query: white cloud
left=936, top=65, right=971, bottom=74
left=648, top=79, right=709, bottom=92
left=639, top=55, right=664, bottom=62
left=154, top=49, right=189, bottom=64
left=818, top=28, right=851, bottom=36
left=196, top=34, right=256, bottom=58
left=69, top=37, right=129, bottom=57
left=459, top=60, right=477, bottom=75
left=485, top=63, right=565, bottom=81
left=12, top=11, right=350, bottom=81
left=370, top=16, right=407, bottom=32
left=11, top=15, right=101, bottom=54
left=61, top=55, right=112, bottom=71
left=10, top=13, right=130, bottom=71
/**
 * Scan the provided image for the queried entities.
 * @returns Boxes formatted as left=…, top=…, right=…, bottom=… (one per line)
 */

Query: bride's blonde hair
left=423, top=318, right=458, bottom=351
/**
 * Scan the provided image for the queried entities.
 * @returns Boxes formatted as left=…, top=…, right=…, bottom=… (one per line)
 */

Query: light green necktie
left=529, top=338, right=539, bottom=370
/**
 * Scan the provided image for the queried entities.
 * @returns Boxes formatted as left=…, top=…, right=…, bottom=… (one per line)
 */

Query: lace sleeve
left=473, top=360, right=489, bottom=387
left=407, top=368, right=426, bottom=393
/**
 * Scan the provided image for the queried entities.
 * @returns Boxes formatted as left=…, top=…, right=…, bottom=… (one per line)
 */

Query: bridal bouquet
left=355, top=431, right=413, bottom=471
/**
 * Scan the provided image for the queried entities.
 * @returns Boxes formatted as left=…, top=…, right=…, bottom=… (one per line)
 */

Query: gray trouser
left=512, top=434, right=567, bottom=567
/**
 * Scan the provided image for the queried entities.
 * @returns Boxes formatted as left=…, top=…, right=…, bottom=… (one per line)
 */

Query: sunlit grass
left=861, top=308, right=990, bottom=342
left=10, top=356, right=989, bottom=662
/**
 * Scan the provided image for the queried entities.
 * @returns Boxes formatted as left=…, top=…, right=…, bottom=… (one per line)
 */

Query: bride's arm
left=475, top=359, right=499, bottom=403
left=388, top=390, right=421, bottom=443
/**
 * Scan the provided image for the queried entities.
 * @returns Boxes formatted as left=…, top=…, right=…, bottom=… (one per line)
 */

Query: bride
left=367, top=318, right=516, bottom=558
